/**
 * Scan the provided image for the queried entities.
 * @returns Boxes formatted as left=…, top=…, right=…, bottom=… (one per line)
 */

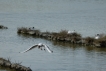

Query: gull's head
left=38, top=43, right=43, bottom=46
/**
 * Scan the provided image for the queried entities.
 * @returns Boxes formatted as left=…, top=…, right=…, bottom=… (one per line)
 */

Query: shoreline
left=17, top=27, right=106, bottom=48
left=0, top=57, right=32, bottom=71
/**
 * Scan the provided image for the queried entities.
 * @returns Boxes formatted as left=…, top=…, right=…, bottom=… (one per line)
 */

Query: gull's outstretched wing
left=44, top=44, right=53, bottom=53
left=20, top=45, right=38, bottom=53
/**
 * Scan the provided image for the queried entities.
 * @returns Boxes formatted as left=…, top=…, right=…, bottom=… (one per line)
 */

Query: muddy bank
left=0, top=57, right=32, bottom=71
left=17, top=27, right=106, bottom=47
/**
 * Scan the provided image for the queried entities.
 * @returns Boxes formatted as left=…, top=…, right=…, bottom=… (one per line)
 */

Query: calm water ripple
left=0, top=0, right=106, bottom=71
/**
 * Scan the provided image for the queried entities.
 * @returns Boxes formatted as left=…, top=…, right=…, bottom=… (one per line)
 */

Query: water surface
left=0, top=0, right=106, bottom=71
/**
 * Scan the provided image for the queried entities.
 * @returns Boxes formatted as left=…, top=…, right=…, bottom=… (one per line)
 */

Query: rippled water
left=0, top=0, right=106, bottom=71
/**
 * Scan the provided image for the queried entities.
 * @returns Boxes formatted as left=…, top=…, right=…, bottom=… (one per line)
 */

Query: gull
left=27, top=30, right=35, bottom=35
left=95, top=34, right=100, bottom=39
left=68, top=30, right=75, bottom=34
left=20, top=43, right=53, bottom=53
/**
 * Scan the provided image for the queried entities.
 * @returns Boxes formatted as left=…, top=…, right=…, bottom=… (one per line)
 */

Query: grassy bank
left=17, top=27, right=106, bottom=47
left=0, top=57, right=32, bottom=71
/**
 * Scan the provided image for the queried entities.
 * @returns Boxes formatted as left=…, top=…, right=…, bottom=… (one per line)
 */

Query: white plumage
left=20, top=43, right=53, bottom=53
left=95, top=34, right=100, bottom=39
left=67, top=30, right=75, bottom=34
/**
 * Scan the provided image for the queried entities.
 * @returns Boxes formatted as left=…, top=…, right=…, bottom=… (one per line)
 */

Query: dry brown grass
left=84, top=37, right=95, bottom=45
left=17, top=27, right=41, bottom=34
left=17, top=27, right=29, bottom=34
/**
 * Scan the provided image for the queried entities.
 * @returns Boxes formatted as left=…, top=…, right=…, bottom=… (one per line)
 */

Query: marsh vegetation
left=17, top=27, right=106, bottom=47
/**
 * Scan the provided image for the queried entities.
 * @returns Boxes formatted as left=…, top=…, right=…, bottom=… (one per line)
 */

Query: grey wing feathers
left=20, top=45, right=38, bottom=53
left=44, top=45, right=53, bottom=53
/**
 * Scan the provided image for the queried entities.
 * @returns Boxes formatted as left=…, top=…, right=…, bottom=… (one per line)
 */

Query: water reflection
left=52, top=40, right=106, bottom=52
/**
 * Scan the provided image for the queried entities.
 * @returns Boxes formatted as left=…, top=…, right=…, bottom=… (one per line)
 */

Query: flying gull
left=20, top=43, right=53, bottom=53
